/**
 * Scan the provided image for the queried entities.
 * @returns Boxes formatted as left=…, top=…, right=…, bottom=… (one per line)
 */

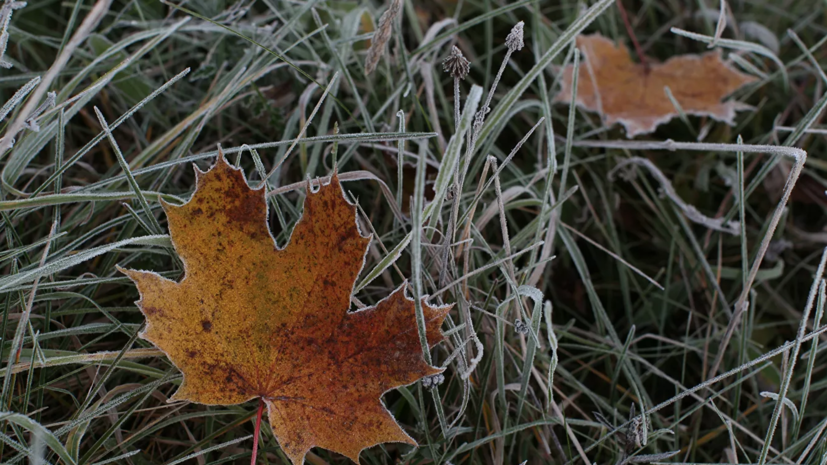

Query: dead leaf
left=555, top=33, right=757, bottom=137
left=119, top=153, right=449, bottom=464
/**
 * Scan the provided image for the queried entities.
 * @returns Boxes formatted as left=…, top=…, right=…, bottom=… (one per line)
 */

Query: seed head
left=364, top=0, right=403, bottom=74
left=505, top=21, right=525, bottom=52
left=442, top=45, right=470, bottom=80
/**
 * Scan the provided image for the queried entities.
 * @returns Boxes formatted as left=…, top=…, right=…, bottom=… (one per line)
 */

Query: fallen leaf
left=555, top=33, right=757, bottom=137
left=119, top=153, right=449, bottom=464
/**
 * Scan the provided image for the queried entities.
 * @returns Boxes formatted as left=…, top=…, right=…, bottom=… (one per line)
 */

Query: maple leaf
left=118, top=153, right=450, bottom=464
left=554, top=33, right=757, bottom=137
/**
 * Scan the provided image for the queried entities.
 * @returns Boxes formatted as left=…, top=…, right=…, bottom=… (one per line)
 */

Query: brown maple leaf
left=554, top=33, right=757, bottom=137
left=118, top=153, right=449, bottom=464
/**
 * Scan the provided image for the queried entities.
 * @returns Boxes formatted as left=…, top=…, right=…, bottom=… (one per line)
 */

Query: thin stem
left=615, top=0, right=648, bottom=71
left=757, top=248, right=827, bottom=465
left=396, top=110, right=405, bottom=216
left=482, top=49, right=512, bottom=116
left=453, top=77, right=461, bottom=130
left=251, top=398, right=265, bottom=465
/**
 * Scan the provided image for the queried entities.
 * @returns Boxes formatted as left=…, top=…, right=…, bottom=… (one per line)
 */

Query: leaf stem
left=251, top=398, right=265, bottom=465
left=615, top=0, right=648, bottom=72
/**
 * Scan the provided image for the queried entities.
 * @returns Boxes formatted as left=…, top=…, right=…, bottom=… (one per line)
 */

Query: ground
left=1, top=1, right=827, bottom=465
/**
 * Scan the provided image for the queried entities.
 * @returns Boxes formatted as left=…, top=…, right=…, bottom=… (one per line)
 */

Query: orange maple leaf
left=118, top=153, right=449, bottom=464
left=554, top=33, right=757, bottom=137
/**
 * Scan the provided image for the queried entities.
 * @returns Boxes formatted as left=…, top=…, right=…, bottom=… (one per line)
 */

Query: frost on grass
left=0, top=0, right=26, bottom=69
left=22, top=91, right=55, bottom=132
left=595, top=404, right=680, bottom=465
left=609, top=156, right=740, bottom=235
left=0, top=76, right=39, bottom=123
left=554, top=33, right=757, bottom=137
left=740, top=21, right=780, bottom=54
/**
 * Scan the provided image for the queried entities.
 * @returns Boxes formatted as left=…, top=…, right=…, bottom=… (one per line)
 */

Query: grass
left=2, top=0, right=827, bottom=464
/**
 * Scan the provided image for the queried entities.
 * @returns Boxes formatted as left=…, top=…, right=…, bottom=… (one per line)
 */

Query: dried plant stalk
left=364, top=0, right=403, bottom=75
left=443, top=45, right=470, bottom=129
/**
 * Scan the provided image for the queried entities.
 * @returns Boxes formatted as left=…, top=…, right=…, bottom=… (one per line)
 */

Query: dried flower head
left=442, top=45, right=470, bottom=80
left=506, top=21, right=525, bottom=52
